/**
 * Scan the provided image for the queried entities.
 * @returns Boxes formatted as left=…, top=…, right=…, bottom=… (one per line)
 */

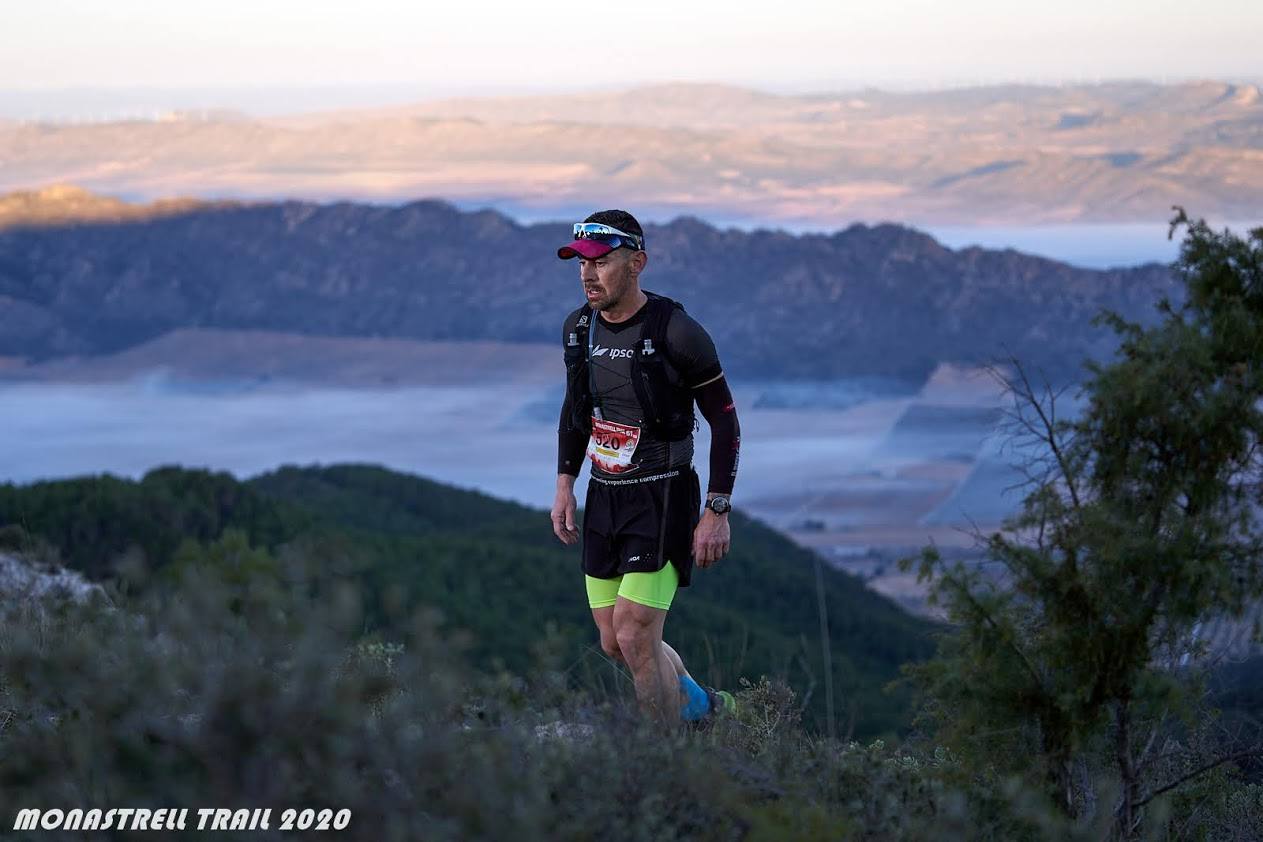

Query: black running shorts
left=581, top=466, right=701, bottom=588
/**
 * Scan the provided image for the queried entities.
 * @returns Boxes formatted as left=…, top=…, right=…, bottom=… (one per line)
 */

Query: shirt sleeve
left=695, top=375, right=740, bottom=495
left=557, top=394, right=588, bottom=476
left=557, top=307, right=588, bottom=476
left=665, top=309, right=723, bottom=388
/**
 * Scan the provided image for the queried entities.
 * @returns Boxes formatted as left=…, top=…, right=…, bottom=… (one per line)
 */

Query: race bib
left=587, top=417, right=641, bottom=473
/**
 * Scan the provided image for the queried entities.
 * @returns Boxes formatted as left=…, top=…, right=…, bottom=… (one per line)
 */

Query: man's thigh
left=590, top=604, right=617, bottom=654
left=587, top=576, right=620, bottom=656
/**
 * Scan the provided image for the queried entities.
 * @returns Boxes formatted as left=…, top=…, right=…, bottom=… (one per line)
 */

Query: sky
left=3, top=0, right=1260, bottom=109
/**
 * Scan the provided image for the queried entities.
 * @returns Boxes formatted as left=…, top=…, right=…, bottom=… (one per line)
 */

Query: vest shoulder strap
left=640, top=291, right=684, bottom=360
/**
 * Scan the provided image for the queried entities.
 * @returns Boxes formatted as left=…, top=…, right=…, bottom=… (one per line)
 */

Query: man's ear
left=630, top=250, right=648, bottom=276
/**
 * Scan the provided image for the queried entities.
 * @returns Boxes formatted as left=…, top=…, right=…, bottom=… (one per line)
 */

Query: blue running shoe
left=679, top=675, right=711, bottom=721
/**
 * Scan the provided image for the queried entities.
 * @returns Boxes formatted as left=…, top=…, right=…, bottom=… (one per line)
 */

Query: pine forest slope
left=0, top=464, right=936, bottom=737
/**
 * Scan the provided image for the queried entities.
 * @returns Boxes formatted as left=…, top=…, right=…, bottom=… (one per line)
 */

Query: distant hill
left=0, top=463, right=936, bottom=737
left=0, top=190, right=1179, bottom=383
left=2, top=80, right=1260, bottom=224
left=0, top=184, right=216, bottom=228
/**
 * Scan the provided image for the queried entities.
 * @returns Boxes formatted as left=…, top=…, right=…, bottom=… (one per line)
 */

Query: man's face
left=578, top=248, right=644, bottom=311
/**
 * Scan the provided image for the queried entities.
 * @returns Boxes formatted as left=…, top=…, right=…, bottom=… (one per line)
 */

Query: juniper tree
left=904, top=211, right=1263, bottom=838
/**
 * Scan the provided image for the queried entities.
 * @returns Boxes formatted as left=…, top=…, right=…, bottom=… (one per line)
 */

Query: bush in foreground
left=0, top=559, right=1077, bottom=841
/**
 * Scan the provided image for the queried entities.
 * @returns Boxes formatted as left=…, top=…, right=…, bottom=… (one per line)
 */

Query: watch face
left=709, top=497, right=730, bottom=513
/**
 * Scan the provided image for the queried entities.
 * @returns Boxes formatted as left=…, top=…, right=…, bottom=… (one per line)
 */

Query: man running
left=549, top=209, right=741, bottom=724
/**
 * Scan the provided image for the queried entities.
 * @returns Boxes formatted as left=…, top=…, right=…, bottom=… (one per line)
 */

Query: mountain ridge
left=0, top=183, right=234, bottom=228
left=0, top=188, right=1180, bottom=384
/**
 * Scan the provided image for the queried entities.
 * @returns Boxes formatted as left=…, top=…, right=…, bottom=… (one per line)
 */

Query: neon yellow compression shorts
left=585, top=563, right=679, bottom=611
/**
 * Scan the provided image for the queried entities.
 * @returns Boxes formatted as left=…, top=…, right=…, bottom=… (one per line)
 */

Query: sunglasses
left=572, top=222, right=645, bottom=252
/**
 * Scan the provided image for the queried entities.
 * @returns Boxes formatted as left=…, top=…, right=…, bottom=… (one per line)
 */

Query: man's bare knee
left=615, top=625, right=654, bottom=669
left=614, top=608, right=661, bottom=669
left=591, top=606, right=624, bottom=662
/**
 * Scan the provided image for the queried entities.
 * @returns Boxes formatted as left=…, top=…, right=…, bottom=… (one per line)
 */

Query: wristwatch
left=705, top=495, right=731, bottom=515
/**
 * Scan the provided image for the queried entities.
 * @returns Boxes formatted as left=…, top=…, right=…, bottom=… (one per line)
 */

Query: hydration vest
left=564, top=291, right=697, bottom=442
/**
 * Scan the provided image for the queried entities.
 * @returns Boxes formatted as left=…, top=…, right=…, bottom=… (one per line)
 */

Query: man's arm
left=694, top=374, right=740, bottom=498
left=557, top=391, right=588, bottom=479
left=552, top=395, right=586, bottom=545
left=553, top=311, right=587, bottom=544
left=664, top=308, right=738, bottom=566
left=691, top=374, right=738, bottom=567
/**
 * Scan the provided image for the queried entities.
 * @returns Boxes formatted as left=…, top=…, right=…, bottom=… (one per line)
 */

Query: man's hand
left=692, top=509, right=731, bottom=568
left=551, top=477, right=580, bottom=545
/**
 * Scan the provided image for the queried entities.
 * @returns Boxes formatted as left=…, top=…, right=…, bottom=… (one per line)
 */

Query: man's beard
left=588, top=282, right=623, bottom=311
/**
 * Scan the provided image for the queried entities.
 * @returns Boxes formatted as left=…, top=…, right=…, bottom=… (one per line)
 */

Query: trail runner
left=550, top=209, right=741, bottom=724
